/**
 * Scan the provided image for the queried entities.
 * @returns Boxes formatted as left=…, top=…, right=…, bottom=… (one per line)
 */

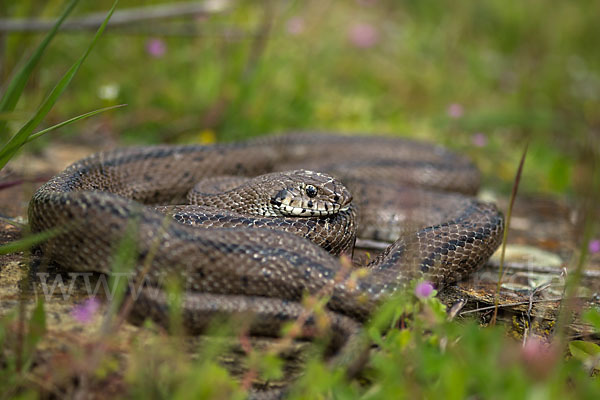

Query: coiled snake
left=29, top=133, right=504, bottom=394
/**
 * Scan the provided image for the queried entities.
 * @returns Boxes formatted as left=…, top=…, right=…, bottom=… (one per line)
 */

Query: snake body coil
left=29, top=133, right=503, bottom=332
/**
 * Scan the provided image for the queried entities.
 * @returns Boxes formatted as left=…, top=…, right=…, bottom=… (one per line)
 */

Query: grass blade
left=0, top=0, right=119, bottom=171
left=27, top=104, right=126, bottom=142
left=0, top=104, right=126, bottom=157
left=0, top=228, right=61, bottom=255
left=490, top=140, right=529, bottom=326
left=0, top=0, right=79, bottom=136
left=554, top=153, right=599, bottom=342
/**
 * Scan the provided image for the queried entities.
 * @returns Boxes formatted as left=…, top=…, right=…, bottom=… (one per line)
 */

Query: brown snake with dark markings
left=29, top=133, right=504, bottom=396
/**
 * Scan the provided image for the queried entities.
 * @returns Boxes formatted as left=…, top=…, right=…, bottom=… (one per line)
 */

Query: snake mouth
left=279, top=203, right=348, bottom=217
left=268, top=175, right=353, bottom=218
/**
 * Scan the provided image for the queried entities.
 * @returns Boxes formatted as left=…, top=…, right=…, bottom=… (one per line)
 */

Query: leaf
left=101, top=215, right=139, bottom=333
left=569, top=340, right=600, bottom=362
left=165, top=276, right=183, bottom=335
left=0, top=311, right=15, bottom=351
left=256, top=352, right=284, bottom=381
left=367, top=326, right=385, bottom=347
left=0, top=0, right=79, bottom=136
left=0, top=0, right=119, bottom=171
left=583, top=308, right=600, bottom=333
left=22, top=298, right=47, bottom=371
left=548, top=157, right=572, bottom=192
left=27, top=298, right=47, bottom=347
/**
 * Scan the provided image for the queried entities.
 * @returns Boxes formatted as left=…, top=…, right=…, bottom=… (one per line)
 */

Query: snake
left=28, top=133, right=504, bottom=394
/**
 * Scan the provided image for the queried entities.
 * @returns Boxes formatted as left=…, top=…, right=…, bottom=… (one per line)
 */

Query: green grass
left=2, top=0, right=599, bottom=194
left=0, top=0, right=121, bottom=169
left=3, top=281, right=600, bottom=399
left=1, top=0, right=600, bottom=399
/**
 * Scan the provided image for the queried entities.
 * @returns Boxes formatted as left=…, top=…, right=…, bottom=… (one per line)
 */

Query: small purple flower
left=589, top=239, right=600, bottom=254
left=471, top=132, right=488, bottom=147
left=415, top=281, right=434, bottom=298
left=348, top=23, right=379, bottom=49
left=71, top=297, right=100, bottom=324
left=146, top=38, right=166, bottom=58
left=286, top=16, right=305, bottom=36
left=447, top=103, right=464, bottom=118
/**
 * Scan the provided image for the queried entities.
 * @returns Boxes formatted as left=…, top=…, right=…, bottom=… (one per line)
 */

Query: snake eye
left=305, top=185, right=318, bottom=198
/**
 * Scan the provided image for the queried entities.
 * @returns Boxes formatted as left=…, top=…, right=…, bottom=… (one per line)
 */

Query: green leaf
left=27, top=298, right=47, bottom=346
left=22, top=298, right=46, bottom=371
left=0, top=0, right=79, bottom=136
left=0, top=0, right=119, bottom=171
left=548, top=156, right=572, bottom=192
left=583, top=308, right=600, bottom=333
left=102, top=215, right=139, bottom=332
left=166, top=276, right=183, bottom=335
left=367, top=325, right=385, bottom=347
left=0, top=311, right=16, bottom=351
left=569, top=340, right=600, bottom=362
left=425, top=296, right=447, bottom=320
left=256, top=352, right=284, bottom=381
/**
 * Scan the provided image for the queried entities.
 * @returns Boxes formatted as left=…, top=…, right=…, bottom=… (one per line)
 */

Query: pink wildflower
left=415, top=281, right=434, bottom=298
left=286, top=17, right=305, bottom=36
left=146, top=38, right=166, bottom=58
left=447, top=103, right=464, bottom=118
left=348, top=23, right=379, bottom=48
left=71, top=297, right=100, bottom=324
left=471, top=133, right=488, bottom=147
left=589, top=239, right=600, bottom=254
left=520, top=338, right=559, bottom=380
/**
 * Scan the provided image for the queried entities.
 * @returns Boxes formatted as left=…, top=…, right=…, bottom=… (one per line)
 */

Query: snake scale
left=29, top=133, right=504, bottom=393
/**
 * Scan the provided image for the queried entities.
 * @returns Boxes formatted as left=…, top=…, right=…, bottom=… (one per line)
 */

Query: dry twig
left=0, top=1, right=230, bottom=33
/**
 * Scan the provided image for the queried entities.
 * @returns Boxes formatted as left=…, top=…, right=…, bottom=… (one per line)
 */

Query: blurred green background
left=2, top=0, right=599, bottom=194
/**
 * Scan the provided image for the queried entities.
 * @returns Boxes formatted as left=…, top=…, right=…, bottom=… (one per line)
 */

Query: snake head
left=265, top=169, right=352, bottom=217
